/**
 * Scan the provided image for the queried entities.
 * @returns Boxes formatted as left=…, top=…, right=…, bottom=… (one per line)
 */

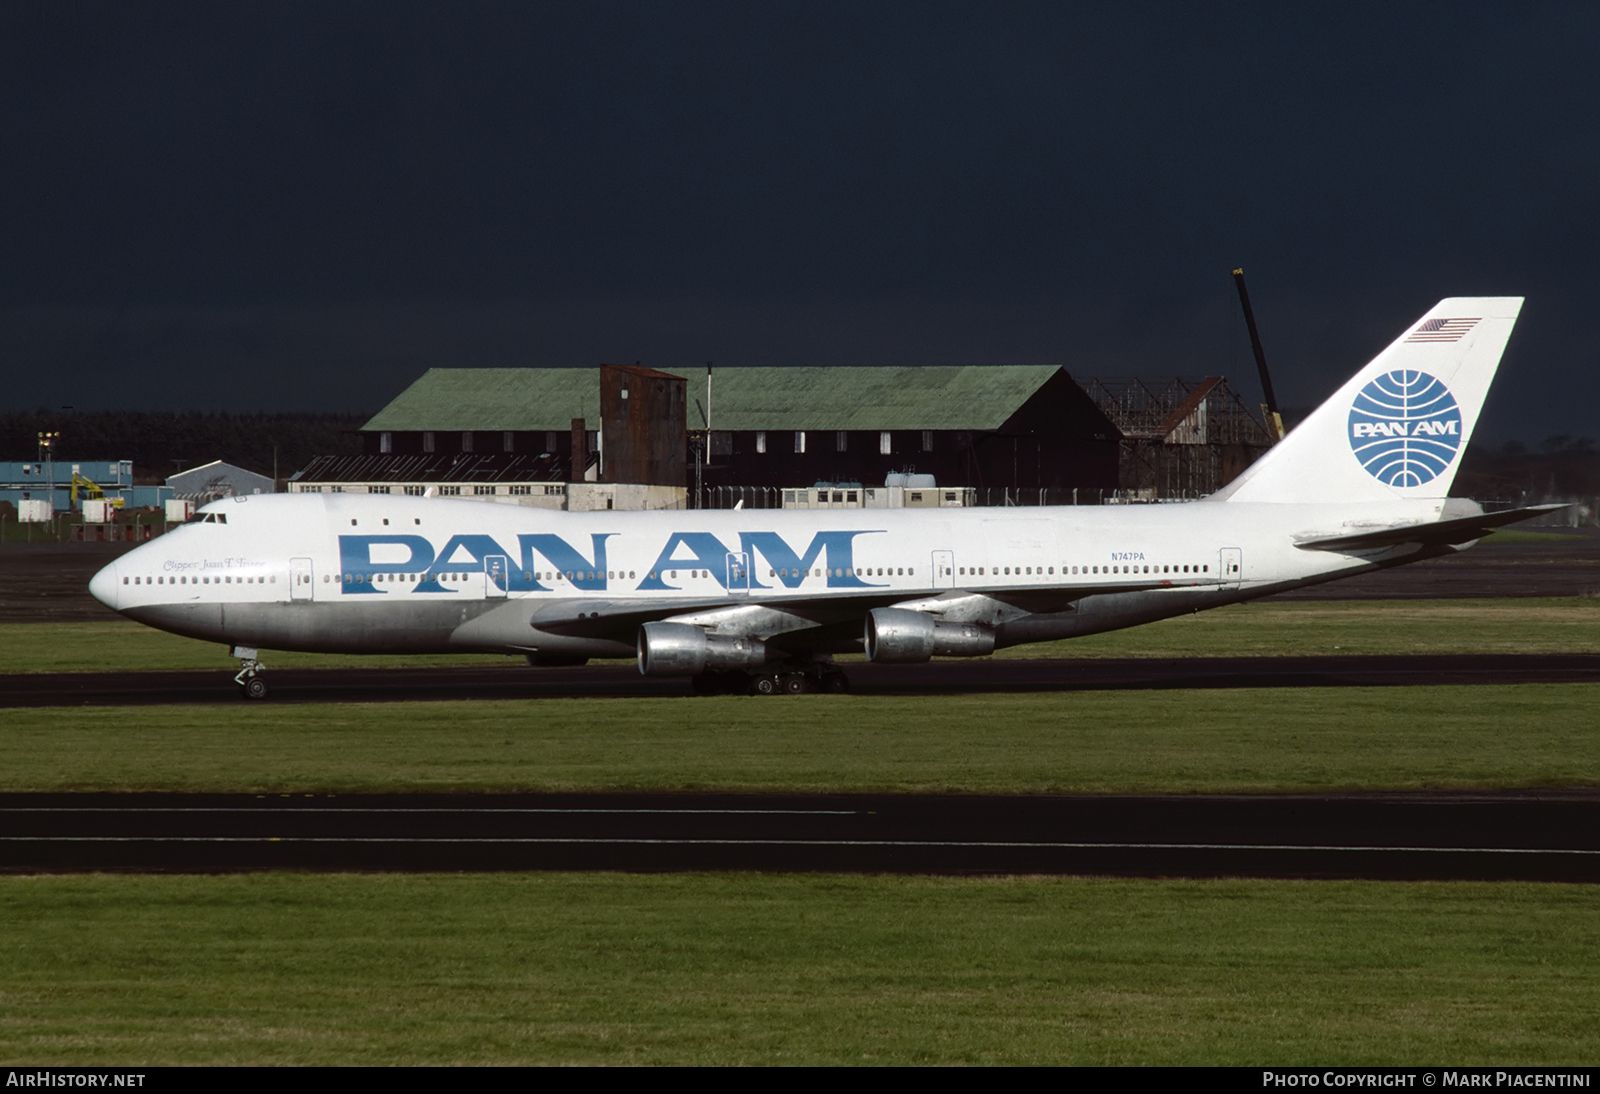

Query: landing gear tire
left=822, top=671, right=849, bottom=694
left=782, top=673, right=809, bottom=695
left=233, top=650, right=268, bottom=700
left=751, top=674, right=779, bottom=696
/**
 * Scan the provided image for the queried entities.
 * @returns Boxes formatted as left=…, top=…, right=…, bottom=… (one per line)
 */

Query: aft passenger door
left=932, top=550, right=955, bottom=589
left=1219, top=547, right=1242, bottom=590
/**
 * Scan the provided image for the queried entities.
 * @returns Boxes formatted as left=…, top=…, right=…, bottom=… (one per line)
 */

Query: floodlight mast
left=37, top=431, right=60, bottom=512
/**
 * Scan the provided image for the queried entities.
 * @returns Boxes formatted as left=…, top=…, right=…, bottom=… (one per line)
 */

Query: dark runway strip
left=3, top=791, right=1598, bottom=880
left=5, top=653, right=1600, bottom=707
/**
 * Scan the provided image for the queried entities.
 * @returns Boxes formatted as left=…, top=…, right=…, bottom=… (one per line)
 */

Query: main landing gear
left=689, top=665, right=850, bottom=696
left=232, top=645, right=269, bottom=700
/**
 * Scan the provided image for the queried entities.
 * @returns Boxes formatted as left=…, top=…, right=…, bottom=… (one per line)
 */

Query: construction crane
left=1231, top=268, right=1286, bottom=443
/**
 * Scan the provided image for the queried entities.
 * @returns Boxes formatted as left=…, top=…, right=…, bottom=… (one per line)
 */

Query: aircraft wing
left=1292, top=504, right=1569, bottom=553
left=516, top=573, right=1202, bottom=645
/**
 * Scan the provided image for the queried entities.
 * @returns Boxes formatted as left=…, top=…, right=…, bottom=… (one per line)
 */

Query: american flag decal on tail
left=1405, top=317, right=1480, bottom=343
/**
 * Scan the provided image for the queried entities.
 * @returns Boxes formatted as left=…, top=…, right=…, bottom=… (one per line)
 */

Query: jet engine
left=637, top=621, right=771, bottom=676
left=863, top=607, right=995, bottom=663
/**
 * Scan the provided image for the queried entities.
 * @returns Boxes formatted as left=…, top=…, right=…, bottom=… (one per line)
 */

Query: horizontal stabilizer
left=1293, top=504, right=1569, bottom=552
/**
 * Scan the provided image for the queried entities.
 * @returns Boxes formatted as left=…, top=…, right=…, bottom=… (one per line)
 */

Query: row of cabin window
left=332, top=568, right=918, bottom=585
left=124, top=574, right=273, bottom=585
left=953, top=564, right=1212, bottom=576
left=332, top=563, right=1210, bottom=585
left=124, top=564, right=1209, bottom=589
left=645, top=567, right=917, bottom=579
left=340, top=571, right=641, bottom=584
left=638, top=568, right=917, bottom=578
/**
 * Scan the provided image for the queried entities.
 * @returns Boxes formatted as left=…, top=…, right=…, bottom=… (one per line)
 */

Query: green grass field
left=2, top=874, right=1597, bottom=1066
left=5, top=596, right=1600, bottom=673
left=3, top=685, right=1597, bottom=794
left=3, top=600, right=1597, bottom=1065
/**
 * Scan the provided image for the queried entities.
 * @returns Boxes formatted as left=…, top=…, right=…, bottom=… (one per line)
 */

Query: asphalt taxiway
left=3, top=790, right=1597, bottom=880
left=4, top=652, right=1599, bottom=707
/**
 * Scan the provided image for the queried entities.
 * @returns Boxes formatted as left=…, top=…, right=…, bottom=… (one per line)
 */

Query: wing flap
left=1293, top=504, right=1568, bottom=552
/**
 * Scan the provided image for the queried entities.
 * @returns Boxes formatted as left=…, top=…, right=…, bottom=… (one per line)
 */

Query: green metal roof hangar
left=293, top=364, right=1272, bottom=507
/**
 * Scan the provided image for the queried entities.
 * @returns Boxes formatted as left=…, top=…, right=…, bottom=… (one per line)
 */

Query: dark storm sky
left=3, top=1, right=1596, bottom=442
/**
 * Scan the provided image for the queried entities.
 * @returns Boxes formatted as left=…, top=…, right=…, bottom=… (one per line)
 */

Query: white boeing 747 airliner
left=91, top=297, right=1557, bottom=697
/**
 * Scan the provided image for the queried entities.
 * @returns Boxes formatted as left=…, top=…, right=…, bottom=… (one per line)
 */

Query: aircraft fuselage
left=91, top=492, right=1452, bottom=660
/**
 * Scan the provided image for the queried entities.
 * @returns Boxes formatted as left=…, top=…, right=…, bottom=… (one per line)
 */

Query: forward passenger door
left=290, top=557, right=314, bottom=601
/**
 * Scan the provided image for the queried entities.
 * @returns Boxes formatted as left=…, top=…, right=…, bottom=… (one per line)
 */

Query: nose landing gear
left=232, top=645, right=269, bottom=700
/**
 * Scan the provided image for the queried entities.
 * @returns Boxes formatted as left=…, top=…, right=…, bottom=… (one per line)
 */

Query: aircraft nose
left=89, top=560, right=121, bottom=611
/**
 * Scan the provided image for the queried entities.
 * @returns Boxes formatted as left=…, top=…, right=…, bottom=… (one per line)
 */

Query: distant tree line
left=1455, top=436, right=1600, bottom=504
left=0, top=411, right=368, bottom=485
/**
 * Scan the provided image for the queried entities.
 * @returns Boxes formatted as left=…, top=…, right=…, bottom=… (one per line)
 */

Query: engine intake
left=863, top=608, right=995, bottom=663
left=637, top=622, right=770, bottom=676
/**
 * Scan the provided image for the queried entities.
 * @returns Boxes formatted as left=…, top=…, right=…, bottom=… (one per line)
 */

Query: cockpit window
left=188, top=512, right=228, bottom=524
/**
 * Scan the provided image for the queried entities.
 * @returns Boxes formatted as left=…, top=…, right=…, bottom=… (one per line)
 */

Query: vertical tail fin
left=1212, top=297, right=1523, bottom=504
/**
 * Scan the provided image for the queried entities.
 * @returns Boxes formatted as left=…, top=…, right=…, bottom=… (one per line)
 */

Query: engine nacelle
left=863, top=608, right=995, bottom=664
left=637, top=622, right=770, bottom=676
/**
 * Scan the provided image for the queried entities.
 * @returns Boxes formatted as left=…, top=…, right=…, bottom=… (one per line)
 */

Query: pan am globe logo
left=1348, top=370, right=1462, bottom=487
